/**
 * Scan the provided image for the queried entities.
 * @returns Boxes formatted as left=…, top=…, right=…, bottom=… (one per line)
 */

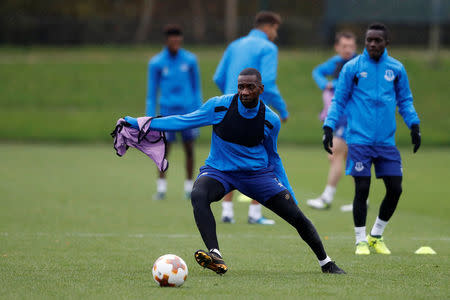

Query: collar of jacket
left=237, top=95, right=261, bottom=118
left=363, top=48, right=388, bottom=63
left=248, top=29, right=269, bottom=40
left=163, top=47, right=181, bottom=59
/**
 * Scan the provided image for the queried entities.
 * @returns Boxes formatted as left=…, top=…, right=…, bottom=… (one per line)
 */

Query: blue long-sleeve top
left=213, top=29, right=289, bottom=119
left=146, top=47, right=202, bottom=117
left=126, top=94, right=295, bottom=202
left=312, top=54, right=355, bottom=90
left=324, top=49, right=420, bottom=146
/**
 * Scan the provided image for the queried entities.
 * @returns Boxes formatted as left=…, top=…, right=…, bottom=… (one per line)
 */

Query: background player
left=323, top=23, right=421, bottom=255
left=307, top=32, right=357, bottom=210
left=146, top=24, right=202, bottom=200
left=213, top=11, right=289, bottom=225
left=125, top=68, right=345, bottom=274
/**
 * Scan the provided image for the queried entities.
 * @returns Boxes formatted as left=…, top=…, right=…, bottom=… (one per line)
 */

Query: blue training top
left=125, top=94, right=295, bottom=201
left=324, top=49, right=420, bottom=146
left=146, top=47, right=202, bottom=116
left=213, top=29, right=288, bottom=119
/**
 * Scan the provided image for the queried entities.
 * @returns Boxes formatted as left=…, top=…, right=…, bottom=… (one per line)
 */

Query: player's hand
left=322, top=126, right=333, bottom=154
left=410, top=124, right=421, bottom=153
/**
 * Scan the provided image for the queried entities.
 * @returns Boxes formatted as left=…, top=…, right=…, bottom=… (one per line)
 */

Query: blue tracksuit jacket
left=213, top=29, right=289, bottom=119
left=324, top=49, right=420, bottom=146
left=312, top=54, right=355, bottom=90
left=125, top=94, right=295, bottom=201
left=146, top=48, right=202, bottom=117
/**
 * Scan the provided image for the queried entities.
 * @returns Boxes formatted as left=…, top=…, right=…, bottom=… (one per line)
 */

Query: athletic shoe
left=221, top=216, right=235, bottom=224
left=306, top=197, right=331, bottom=210
left=194, top=249, right=228, bottom=275
left=248, top=216, right=275, bottom=225
left=340, top=204, right=353, bottom=212
left=153, top=192, right=165, bottom=200
left=355, top=241, right=370, bottom=255
left=367, top=235, right=391, bottom=254
left=321, top=261, right=346, bottom=274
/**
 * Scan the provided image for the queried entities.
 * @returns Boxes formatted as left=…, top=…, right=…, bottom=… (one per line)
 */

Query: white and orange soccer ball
left=152, top=254, right=188, bottom=287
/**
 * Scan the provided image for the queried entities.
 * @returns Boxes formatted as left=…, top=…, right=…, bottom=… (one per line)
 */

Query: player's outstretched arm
left=125, top=97, right=224, bottom=132
left=263, top=115, right=297, bottom=204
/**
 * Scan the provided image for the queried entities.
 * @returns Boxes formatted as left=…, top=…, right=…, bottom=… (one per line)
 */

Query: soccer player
left=307, top=32, right=357, bottom=210
left=323, top=23, right=421, bottom=255
left=146, top=24, right=202, bottom=200
left=125, top=68, right=345, bottom=274
left=214, top=11, right=289, bottom=225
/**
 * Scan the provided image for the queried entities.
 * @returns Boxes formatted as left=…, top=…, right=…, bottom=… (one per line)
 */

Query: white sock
left=184, top=179, right=193, bottom=193
left=210, top=248, right=222, bottom=258
left=248, top=204, right=262, bottom=220
left=354, top=226, right=367, bottom=244
left=318, top=256, right=332, bottom=267
left=157, top=179, right=167, bottom=193
left=370, top=217, right=388, bottom=237
left=321, top=185, right=336, bottom=203
left=221, top=201, right=234, bottom=218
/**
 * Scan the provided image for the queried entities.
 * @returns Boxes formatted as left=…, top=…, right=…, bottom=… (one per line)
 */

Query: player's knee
left=355, top=177, right=370, bottom=195
left=387, top=182, right=402, bottom=198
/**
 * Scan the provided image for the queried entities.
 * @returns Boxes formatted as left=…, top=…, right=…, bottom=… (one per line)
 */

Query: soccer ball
left=152, top=254, right=188, bottom=287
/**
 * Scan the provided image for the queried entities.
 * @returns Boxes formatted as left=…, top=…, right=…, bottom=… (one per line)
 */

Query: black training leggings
left=353, top=176, right=402, bottom=227
left=190, top=176, right=327, bottom=261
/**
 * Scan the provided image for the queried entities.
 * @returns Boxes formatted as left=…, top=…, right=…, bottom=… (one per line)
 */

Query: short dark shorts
left=196, top=165, right=288, bottom=204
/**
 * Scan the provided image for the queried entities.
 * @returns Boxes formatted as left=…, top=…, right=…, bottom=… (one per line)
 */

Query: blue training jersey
left=146, top=48, right=202, bottom=116
left=125, top=94, right=295, bottom=201
left=213, top=29, right=288, bottom=119
left=324, top=49, right=420, bottom=146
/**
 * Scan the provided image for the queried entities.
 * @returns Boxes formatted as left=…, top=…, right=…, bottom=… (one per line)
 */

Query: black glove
left=322, top=126, right=333, bottom=154
left=410, top=124, right=421, bottom=153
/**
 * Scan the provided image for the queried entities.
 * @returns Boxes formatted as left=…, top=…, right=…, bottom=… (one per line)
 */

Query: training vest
left=213, top=94, right=267, bottom=147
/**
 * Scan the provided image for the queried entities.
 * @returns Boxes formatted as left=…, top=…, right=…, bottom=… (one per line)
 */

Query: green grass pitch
left=0, top=143, right=448, bottom=298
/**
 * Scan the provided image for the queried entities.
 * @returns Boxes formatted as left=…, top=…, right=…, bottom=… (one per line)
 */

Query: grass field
left=0, top=46, right=449, bottom=145
left=0, top=143, right=448, bottom=299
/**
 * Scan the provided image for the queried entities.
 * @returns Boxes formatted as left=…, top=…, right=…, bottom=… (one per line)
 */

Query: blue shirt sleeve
left=145, top=60, right=159, bottom=116
left=190, top=56, right=203, bottom=109
left=149, top=97, right=224, bottom=131
left=260, top=47, right=289, bottom=119
left=324, top=62, right=354, bottom=130
left=213, top=47, right=229, bottom=93
left=396, top=66, right=420, bottom=128
left=263, top=113, right=297, bottom=204
left=312, top=57, right=337, bottom=90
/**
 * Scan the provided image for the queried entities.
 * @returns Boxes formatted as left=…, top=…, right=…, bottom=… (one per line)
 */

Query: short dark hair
left=367, top=23, right=390, bottom=40
left=163, top=24, right=183, bottom=37
left=254, top=11, right=281, bottom=28
left=239, top=68, right=262, bottom=82
left=335, top=31, right=356, bottom=44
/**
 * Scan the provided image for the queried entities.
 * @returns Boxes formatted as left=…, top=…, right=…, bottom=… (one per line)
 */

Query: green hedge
left=0, top=46, right=449, bottom=145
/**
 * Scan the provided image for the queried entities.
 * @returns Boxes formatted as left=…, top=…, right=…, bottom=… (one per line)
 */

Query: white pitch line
left=0, top=232, right=449, bottom=241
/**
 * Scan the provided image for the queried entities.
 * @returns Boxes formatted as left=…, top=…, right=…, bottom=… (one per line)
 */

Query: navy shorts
left=165, top=128, right=199, bottom=143
left=346, top=145, right=402, bottom=178
left=196, top=165, right=288, bottom=204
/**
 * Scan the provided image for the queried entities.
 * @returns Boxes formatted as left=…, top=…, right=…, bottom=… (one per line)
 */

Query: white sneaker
left=306, top=197, right=331, bottom=210
left=340, top=204, right=353, bottom=212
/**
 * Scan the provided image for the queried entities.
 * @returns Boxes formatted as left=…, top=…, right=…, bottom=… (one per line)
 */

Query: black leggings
left=191, top=176, right=327, bottom=260
left=353, top=176, right=402, bottom=227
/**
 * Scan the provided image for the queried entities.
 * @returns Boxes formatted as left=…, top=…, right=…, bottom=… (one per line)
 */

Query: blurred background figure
left=213, top=11, right=289, bottom=225
left=307, top=32, right=357, bottom=210
left=146, top=24, right=203, bottom=200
